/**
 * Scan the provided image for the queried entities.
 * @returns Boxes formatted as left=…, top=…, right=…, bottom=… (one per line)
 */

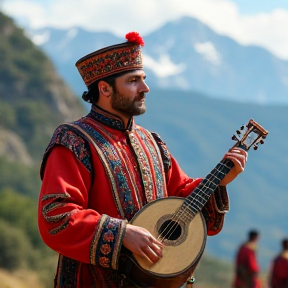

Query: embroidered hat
left=75, top=32, right=145, bottom=87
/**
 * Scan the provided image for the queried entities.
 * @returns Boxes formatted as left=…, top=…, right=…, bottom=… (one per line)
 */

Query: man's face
left=110, top=70, right=149, bottom=118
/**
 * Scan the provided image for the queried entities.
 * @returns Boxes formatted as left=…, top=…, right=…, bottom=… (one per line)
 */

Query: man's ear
left=98, top=81, right=112, bottom=97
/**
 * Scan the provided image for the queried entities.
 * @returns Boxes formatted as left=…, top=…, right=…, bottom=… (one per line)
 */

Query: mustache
left=137, top=92, right=146, bottom=99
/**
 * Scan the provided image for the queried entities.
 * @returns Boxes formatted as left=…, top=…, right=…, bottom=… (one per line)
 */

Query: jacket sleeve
left=38, top=145, right=127, bottom=270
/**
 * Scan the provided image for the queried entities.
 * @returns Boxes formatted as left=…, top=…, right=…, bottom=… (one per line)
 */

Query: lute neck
left=179, top=158, right=235, bottom=220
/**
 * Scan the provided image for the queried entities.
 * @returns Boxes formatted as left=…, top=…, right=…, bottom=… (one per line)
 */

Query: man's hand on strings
left=122, top=224, right=163, bottom=264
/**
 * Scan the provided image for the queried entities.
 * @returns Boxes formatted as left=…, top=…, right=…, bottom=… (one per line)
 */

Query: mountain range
left=26, top=16, right=288, bottom=105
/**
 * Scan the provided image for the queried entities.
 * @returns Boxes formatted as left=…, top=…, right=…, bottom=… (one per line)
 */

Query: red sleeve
left=166, top=156, right=202, bottom=197
left=38, top=145, right=126, bottom=269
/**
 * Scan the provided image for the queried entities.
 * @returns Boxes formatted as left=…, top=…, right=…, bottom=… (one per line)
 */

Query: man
left=269, top=238, right=288, bottom=288
left=233, top=230, right=261, bottom=288
left=38, top=32, right=247, bottom=288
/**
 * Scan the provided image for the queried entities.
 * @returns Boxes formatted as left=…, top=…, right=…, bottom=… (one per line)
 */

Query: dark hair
left=82, top=76, right=116, bottom=104
left=248, top=230, right=259, bottom=241
left=82, top=70, right=137, bottom=104
left=282, top=238, right=288, bottom=250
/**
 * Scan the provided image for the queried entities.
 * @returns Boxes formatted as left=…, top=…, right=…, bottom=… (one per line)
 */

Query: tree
left=0, top=219, right=36, bottom=270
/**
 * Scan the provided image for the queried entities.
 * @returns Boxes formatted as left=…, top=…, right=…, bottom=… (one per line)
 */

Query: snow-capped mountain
left=27, top=16, right=288, bottom=104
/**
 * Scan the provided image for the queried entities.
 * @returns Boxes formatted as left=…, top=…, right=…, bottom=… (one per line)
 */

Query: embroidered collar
left=87, top=105, right=134, bottom=131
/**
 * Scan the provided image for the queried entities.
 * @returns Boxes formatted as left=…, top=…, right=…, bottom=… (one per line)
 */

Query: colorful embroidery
left=76, top=45, right=143, bottom=87
left=128, top=131, right=154, bottom=202
left=43, top=206, right=68, bottom=223
left=90, top=215, right=124, bottom=269
left=89, top=107, right=125, bottom=131
left=100, top=244, right=112, bottom=255
left=151, top=132, right=171, bottom=173
left=99, top=257, right=110, bottom=268
left=41, top=193, right=71, bottom=235
left=137, top=128, right=166, bottom=199
left=41, top=192, right=70, bottom=201
left=49, top=219, right=70, bottom=235
left=40, top=125, right=92, bottom=179
left=74, top=120, right=137, bottom=219
left=68, top=113, right=167, bottom=216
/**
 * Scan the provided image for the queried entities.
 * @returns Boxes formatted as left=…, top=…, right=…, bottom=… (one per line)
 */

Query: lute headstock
left=232, top=119, right=268, bottom=151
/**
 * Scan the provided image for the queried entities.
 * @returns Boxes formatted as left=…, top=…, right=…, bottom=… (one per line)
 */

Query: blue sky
left=2, top=0, right=288, bottom=60
left=232, top=0, right=288, bottom=13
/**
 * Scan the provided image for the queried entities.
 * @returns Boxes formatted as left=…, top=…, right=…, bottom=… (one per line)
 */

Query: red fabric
left=38, top=114, right=228, bottom=288
left=270, top=255, right=288, bottom=288
left=38, top=146, right=203, bottom=263
left=233, top=243, right=261, bottom=288
left=38, top=140, right=204, bottom=287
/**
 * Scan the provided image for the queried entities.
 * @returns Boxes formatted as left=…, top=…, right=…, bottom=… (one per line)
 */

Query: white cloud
left=2, top=0, right=288, bottom=60
left=143, top=54, right=186, bottom=78
left=194, top=42, right=221, bottom=66
left=29, top=30, right=50, bottom=46
left=237, top=9, right=288, bottom=60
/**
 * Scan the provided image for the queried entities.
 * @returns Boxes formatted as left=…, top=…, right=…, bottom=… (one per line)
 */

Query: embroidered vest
left=42, top=116, right=169, bottom=220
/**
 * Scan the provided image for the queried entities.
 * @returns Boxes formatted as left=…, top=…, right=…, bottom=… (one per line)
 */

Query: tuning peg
left=240, top=125, right=244, bottom=130
left=232, top=135, right=238, bottom=141
left=236, top=130, right=241, bottom=135
left=260, top=139, right=264, bottom=144
left=253, top=145, right=258, bottom=150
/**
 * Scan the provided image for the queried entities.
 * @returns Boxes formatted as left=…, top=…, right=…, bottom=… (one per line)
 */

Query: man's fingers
left=226, top=149, right=247, bottom=166
left=150, top=242, right=163, bottom=257
left=142, top=244, right=163, bottom=263
left=141, top=234, right=163, bottom=263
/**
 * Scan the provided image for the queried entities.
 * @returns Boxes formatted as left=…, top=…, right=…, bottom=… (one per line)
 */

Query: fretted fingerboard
left=176, top=158, right=234, bottom=221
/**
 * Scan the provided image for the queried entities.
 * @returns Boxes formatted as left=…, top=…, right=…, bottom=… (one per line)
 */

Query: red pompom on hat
left=125, top=32, right=145, bottom=46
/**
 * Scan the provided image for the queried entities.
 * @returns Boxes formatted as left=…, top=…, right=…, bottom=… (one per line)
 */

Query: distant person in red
left=233, top=230, right=262, bottom=288
left=269, top=238, right=288, bottom=288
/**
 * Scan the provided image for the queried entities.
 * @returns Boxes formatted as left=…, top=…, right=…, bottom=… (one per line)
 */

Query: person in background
left=269, top=238, right=288, bottom=288
left=38, top=31, right=247, bottom=288
left=233, top=230, right=262, bottom=288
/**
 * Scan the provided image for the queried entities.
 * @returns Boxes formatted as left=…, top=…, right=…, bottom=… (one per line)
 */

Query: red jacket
left=38, top=105, right=230, bottom=288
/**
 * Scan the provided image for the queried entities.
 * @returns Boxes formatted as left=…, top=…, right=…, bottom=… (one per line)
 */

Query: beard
left=111, top=89, right=147, bottom=117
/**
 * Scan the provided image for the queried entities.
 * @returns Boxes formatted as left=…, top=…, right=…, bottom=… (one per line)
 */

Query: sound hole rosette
left=155, top=214, right=188, bottom=246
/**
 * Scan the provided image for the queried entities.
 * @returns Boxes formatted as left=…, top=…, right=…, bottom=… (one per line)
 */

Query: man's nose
left=140, top=81, right=149, bottom=93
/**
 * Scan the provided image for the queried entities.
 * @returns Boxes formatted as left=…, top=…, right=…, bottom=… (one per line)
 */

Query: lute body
left=120, top=197, right=206, bottom=288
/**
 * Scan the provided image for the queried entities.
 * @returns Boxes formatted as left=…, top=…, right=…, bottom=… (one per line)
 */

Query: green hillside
left=0, top=11, right=85, bottom=287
